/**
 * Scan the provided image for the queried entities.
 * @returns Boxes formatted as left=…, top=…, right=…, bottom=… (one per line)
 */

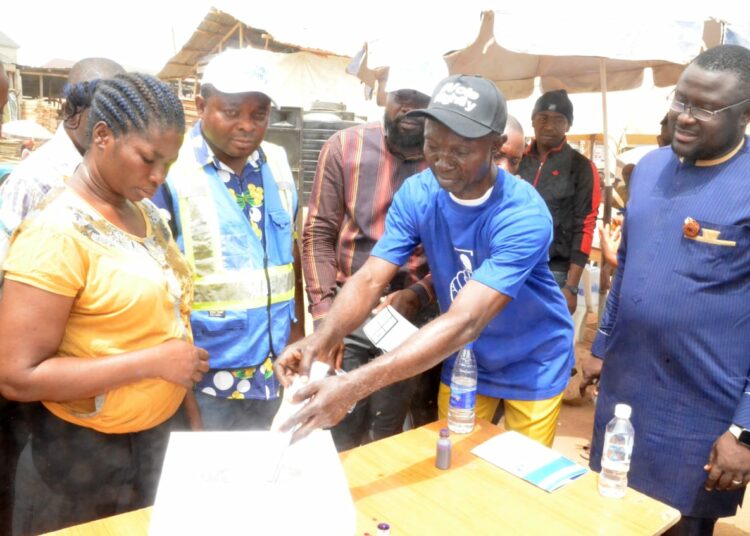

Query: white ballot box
left=149, top=429, right=355, bottom=535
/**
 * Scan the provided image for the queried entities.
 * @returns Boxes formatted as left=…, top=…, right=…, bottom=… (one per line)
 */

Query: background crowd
left=0, top=42, right=749, bottom=536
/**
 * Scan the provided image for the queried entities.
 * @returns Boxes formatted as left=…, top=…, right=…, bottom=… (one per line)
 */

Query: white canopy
left=445, top=10, right=716, bottom=99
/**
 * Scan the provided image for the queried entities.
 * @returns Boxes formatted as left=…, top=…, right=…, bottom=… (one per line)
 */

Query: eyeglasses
left=669, top=97, right=750, bottom=121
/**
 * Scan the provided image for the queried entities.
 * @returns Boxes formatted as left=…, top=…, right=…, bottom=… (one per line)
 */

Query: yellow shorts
left=437, top=382, right=563, bottom=447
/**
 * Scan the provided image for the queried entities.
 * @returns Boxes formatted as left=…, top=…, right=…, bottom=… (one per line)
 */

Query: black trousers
left=330, top=324, right=418, bottom=451
left=0, top=399, right=34, bottom=536
left=663, top=516, right=718, bottom=536
left=405, top=302, right=441, bottom=429
left=11, top=405, right=186, bottom=536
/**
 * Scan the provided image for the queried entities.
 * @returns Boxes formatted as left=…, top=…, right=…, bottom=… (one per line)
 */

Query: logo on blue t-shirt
left=450, top=248, right=474, bottom=301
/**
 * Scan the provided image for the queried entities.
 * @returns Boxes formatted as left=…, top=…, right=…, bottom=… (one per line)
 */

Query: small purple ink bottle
left=435, top=427, right=452, bottom=470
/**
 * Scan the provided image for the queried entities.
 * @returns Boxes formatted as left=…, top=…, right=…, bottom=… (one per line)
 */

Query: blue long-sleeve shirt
left=590, top=139, right=750, bottom=517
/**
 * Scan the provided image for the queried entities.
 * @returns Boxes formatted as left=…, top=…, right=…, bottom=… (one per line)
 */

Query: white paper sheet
left=271, top=360, right=331, bottom=433
left=472, top=431, right=588, bottom=492
left=362, top=305, right=418, bottom=352
left=149, top=429, right=355, bottom=535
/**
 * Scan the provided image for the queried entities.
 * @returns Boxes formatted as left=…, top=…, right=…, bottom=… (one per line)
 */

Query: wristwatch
left=729, top=424, right=750, bottom=448
left=563, top=284, right=579, bottom=296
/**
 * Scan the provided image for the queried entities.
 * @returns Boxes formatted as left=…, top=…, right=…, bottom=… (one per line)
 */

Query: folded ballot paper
left=363, top=305, right=418, bottom=352
left=472, top=431, right=588, bottom=492
left=150, top=362, right=355, bottom=536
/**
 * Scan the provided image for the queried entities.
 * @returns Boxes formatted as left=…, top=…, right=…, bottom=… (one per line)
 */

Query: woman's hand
left=154, top=339, right=210, bottom=388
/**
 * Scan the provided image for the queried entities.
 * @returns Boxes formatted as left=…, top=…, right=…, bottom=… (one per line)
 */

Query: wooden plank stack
left=181, top=99, right=199, bottom=129
left=0, top=139, right=22, bottom=161
left=20, top=99, right=61, bottom=134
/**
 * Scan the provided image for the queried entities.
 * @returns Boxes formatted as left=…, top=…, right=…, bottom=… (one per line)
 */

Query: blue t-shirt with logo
left=371, top=167, right=574, bottom=401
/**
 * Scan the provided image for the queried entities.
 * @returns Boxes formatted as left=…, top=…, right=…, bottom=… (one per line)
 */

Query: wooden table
left=342, top=420, right=678, bottom=535
left=45, top=420, right=679, bottom=535
left=44, top=508, right=151, bottom=536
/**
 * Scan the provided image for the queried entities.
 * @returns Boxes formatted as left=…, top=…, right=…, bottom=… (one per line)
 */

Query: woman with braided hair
left=0, top=73, right=209, bottom=535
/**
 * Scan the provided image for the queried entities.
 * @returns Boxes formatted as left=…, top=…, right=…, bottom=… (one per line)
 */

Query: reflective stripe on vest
left=171, top=141, right=295, bottom=311
left=192, top=264, right=294, bottom=311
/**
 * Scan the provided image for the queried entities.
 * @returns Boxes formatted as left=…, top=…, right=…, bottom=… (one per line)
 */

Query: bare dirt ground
left=551, top=318, right=749, bottom=535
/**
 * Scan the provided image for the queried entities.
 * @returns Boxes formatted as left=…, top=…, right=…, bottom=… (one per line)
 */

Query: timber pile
left=21, top=99, right=61, bottom=133
left=0, top=139, right=22, bottom=161
left=181, top=99, right=198, bottom=128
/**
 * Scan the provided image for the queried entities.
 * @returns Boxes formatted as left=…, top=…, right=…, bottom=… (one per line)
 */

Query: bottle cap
left=440, top=428, right=450, bottom=438
left=614, top=403, right=632, bottom=419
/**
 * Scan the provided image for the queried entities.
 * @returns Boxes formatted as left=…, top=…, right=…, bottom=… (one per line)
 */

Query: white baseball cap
left=201, top=48, right=273, bottom=99
left=385, top=56, right=449, bottom=98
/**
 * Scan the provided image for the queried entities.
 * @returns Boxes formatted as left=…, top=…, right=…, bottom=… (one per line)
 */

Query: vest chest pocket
left=267, top=209, right=293, bottom=264
left=268, top=209, right=291, bottom=228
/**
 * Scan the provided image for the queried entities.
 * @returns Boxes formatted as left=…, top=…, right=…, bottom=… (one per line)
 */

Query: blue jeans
left=195, top=391, right=281, bottom=431
left=551, top=269, right=568, bottom=288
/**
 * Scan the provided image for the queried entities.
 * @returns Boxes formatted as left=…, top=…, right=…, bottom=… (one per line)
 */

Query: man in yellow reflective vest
left=155, top=48, right=305, bottom=430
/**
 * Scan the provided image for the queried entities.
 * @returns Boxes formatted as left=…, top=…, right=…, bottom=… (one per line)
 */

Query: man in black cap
left=274, top=75, right=574, bottom=447
left=518, top=89, right=601, bottom=314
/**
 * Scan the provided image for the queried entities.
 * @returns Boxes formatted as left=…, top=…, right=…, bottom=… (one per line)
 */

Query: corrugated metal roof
left=158, top=8, right=342, bottom=80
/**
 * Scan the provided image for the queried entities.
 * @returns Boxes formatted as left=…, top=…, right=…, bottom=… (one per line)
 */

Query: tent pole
left=600, top=58, right=612, bottom=219
left=598, top=58, right=611, bottom=320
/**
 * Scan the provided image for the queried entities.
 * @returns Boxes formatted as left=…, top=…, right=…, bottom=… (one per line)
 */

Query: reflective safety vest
left=166, top=139, right=298, bottom=369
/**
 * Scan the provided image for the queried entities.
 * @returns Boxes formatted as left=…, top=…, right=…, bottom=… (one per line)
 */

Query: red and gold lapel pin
left=683, top=217, right=701, bottom=238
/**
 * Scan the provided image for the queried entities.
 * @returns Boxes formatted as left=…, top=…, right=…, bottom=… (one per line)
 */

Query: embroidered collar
left=691, top=138, right=745, bottom=167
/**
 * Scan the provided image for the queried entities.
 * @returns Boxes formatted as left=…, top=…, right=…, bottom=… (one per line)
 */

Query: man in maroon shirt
left=303, top=57, right=447, bottom=450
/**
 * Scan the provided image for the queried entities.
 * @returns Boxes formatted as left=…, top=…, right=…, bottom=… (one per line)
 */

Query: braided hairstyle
left=63, top=80, right=99, bottom=125
left=87, top=73, right=185, bottom=141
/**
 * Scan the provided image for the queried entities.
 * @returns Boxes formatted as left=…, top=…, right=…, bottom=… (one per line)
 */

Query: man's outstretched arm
left=275, top=279, right=511, bottom=442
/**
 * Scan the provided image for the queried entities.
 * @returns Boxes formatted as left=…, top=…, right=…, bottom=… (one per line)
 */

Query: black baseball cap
left=407, top=74, right=507, bottom=139
left=532, top=89, right=573, bottom=125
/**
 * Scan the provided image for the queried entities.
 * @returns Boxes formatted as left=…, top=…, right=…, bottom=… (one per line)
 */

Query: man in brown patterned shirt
left=303, top=57, right=447, bottom=450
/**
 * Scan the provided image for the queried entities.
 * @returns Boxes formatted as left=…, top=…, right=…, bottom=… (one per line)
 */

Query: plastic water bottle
left=448, top=343, right=477, bottom=434
left=598, top=403, right=635, bottom=498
